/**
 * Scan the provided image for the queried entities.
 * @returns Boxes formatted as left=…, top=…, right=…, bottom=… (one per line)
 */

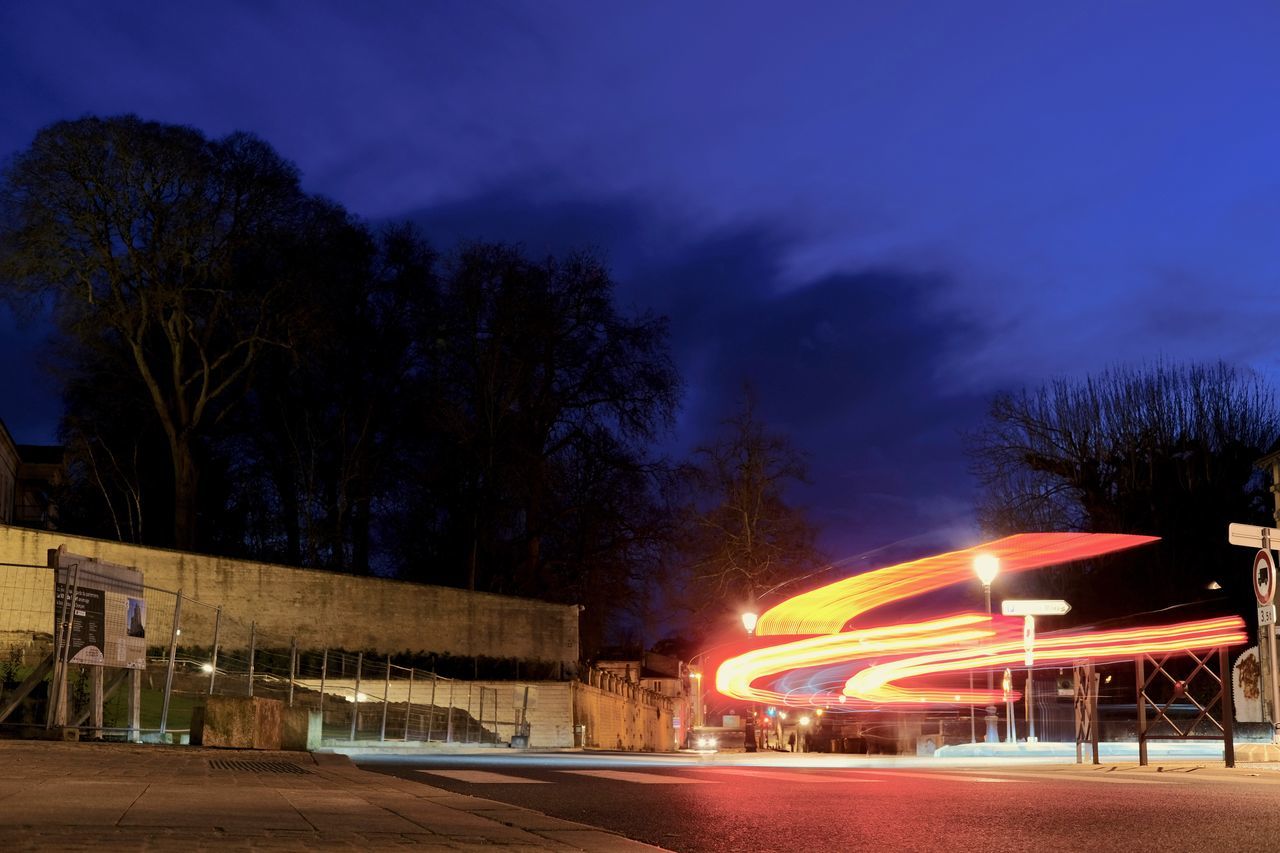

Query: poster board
left=52, top=547, right=147, bottom=669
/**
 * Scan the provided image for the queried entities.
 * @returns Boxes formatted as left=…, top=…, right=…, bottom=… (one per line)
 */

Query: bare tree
left=969, top=361, right=1280, bottom=618
left=675, top=387, right=822, bottom=614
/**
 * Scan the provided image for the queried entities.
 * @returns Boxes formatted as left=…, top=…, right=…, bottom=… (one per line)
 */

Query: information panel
left=52, top=548, right=147, bottom=669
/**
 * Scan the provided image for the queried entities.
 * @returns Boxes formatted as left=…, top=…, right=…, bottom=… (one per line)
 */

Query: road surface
left=358, top=752, right=1280, bottom=852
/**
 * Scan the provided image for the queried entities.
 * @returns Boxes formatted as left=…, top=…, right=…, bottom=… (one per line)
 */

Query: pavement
left=0, top=740, right=667, bottom=852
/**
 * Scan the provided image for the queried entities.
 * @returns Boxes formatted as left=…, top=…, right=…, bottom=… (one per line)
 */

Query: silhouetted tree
left=419, top=243, right=680, bottom=599
left=0, top=115, right=322, bottom=548
left=674, top=388, right=822, bottom=619
left=206, top=222, right=432, bottom=572
left=969, top=361, right=1280, bottom=622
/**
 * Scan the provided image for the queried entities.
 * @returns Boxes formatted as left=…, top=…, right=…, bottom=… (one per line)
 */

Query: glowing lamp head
left=799, top=715, right=811, bottom=726
left=974, top=554, right=1000, bottom=587
left=742, top=611, right=759, bottom=635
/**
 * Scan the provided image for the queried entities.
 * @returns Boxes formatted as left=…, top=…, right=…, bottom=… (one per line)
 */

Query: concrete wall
left=0, top=524, right=578, bottom=665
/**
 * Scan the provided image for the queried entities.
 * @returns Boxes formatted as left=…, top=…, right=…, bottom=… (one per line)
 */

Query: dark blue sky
left=3, top=2, right=1279, bottom=561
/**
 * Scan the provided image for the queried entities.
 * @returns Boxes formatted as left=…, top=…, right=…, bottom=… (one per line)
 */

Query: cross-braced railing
left=1136, top=646, right=1235, bottom=768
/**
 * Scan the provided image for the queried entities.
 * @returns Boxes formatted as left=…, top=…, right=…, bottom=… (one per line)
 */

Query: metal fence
left=0, top=556, right=518, bottom=744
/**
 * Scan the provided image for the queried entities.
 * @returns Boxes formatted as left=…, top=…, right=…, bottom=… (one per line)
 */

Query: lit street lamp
left=974, top=554, right=1000, bottom=743
left=741, top=609, right=759, bottom=748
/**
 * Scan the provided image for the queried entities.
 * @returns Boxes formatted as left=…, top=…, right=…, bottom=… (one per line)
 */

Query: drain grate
left=208, top=759, right=311, bottom=774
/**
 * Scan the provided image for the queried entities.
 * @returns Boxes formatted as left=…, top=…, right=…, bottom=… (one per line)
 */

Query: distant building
left=0, top=418, right=64, bottom=530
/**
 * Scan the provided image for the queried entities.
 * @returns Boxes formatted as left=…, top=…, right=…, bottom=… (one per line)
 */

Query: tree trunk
left=170, top=439, right=200, bottom=551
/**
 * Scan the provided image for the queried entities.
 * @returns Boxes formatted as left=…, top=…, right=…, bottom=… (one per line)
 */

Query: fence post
left=49, top=560, right=82, bottom=728
left=380, top=655, right=391, bottom=742
left=350, top=652, right=363, bottom=741
left=159, top=591, right=183, bottom=738
left=478, top=684, right=486, bottom=746
left=446, top=678, right=454, bottom=744
left=467, top=681, right=474, bottom=743
left=426, top=672, right=436, bottom=742
left=89, top=666, right=104, bottom=738
left=1221, top=645, right=1236, bottom=768
left=288, top=637, right=297, bottom=708
left=403, top=668, right=415, bottom=741
left=319, top=647, right=328, bottom=720
left=1136, top=654, right=1148, bottom=766
left=128, top=668, right=141, bottom=742
left=208, top=607, right=221, bottom=695
left=248, top=622, right=256, bottom=698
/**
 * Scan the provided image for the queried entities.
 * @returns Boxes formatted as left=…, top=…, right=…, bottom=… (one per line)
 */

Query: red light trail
left=715, top=533, right=1247, bottom=708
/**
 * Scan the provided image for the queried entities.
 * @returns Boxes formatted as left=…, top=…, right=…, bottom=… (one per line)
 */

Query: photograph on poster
left=126, top=597, right=145, bottom=639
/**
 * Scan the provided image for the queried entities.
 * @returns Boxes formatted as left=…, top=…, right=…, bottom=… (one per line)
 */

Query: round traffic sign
left=1254, top=549, right=1276, bottom=606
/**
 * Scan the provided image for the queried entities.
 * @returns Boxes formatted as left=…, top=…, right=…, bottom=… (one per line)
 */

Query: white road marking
left=419, top=769, right=548, bottom=784
left=567, top=770, right=712, bottom=784
left=849, top=770, right=1019, bottom=783
left=699, top=768, right=880, bottom=783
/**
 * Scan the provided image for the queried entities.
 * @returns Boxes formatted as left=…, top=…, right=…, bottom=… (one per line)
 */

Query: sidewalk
left=0, top=740, right=666, bottom=851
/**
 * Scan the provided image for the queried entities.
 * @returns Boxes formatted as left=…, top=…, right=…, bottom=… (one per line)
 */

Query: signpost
left=1000, top=600, right=1071, bottom=744
left=1002, top=667, right=1015, bottom=742
left=1229, top=523, right=1280, bottom=743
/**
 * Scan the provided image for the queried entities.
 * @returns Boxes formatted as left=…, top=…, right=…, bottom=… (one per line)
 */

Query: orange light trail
left=716, top=533, right=1247, bottom=708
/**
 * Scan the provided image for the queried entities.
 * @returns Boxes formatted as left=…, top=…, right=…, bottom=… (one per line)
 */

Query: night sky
left=3, top=2, right=1280, bottom=563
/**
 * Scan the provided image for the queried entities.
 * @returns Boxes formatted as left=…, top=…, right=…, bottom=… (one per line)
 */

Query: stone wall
left=0, top=524, right=578, bottom=666
left=572, top=680, right=678, bottom=752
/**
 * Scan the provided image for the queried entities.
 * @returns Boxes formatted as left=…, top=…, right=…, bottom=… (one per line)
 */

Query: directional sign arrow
left=1229, top=522, right=1280, bottom=549
left=1001, top=599, right=1072, bottom=617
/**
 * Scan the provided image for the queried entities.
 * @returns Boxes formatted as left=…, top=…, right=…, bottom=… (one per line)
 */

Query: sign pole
left=1255, top=536, right=1280, bottom=743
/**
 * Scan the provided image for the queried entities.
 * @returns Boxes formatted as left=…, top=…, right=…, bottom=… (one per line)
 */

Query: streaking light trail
left=716, top=533, right=1247, bottom=708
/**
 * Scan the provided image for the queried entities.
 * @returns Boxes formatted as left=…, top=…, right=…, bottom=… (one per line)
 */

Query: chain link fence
left=0, top=557, right=521, bottom=744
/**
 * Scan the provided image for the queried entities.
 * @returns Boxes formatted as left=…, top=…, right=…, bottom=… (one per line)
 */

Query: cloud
left=402, top=187, right=990, bottom=559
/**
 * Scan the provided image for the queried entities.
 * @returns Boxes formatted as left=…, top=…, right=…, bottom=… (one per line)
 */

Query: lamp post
left=974, top=554, right=1001, bottom=743
left=690, top=668, right=704, bottom=728
left=741, top=610, right=759, bottom=748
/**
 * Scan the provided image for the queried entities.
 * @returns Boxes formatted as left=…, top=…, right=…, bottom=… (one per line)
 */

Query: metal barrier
left=0, top=558, right=518, bottom=745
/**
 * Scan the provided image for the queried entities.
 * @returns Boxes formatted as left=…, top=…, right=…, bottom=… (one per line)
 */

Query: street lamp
left=742, top=610, right=759, bottom=636
left=974, top=554, right=1000, bottom=744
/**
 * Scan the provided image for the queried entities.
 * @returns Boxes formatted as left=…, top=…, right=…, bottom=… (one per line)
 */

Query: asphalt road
left=358, top=752, right=1280, bottom=852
